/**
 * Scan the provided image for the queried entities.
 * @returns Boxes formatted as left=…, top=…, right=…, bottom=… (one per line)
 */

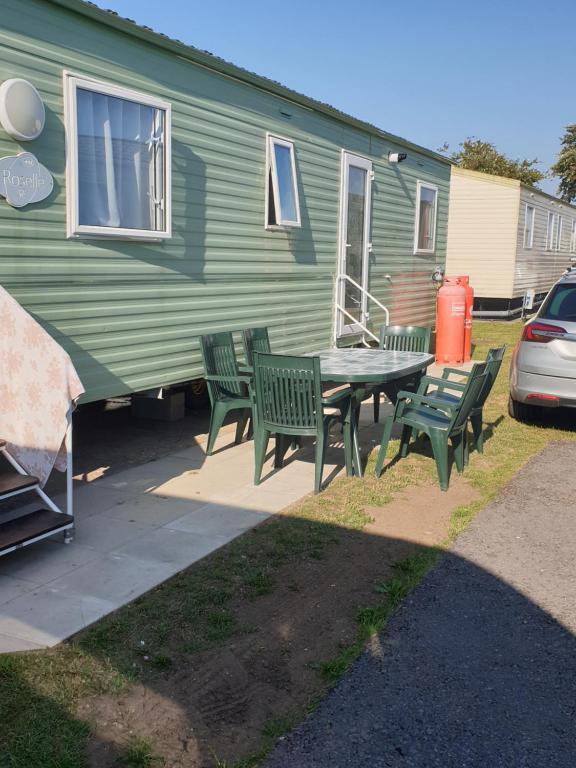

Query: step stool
left=0, top=434, right=74, bottom=558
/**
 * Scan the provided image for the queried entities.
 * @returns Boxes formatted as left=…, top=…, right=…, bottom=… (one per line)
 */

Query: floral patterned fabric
left=0, top=287, right=84, bottom=486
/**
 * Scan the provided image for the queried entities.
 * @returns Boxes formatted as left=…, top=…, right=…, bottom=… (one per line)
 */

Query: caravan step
left=0, top=471, right=39, bottom=498
left=0, top=509, right=74, bottom=554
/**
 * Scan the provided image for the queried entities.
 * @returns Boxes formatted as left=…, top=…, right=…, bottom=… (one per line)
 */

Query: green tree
left=551, top=125, right=576, bottom=203
left=440, top=138, right=546, bottom=187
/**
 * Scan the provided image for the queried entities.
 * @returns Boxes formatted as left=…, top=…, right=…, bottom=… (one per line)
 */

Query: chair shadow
left=257, top=432, right=348, bottom=489
left=478, top=414, right=505, bottom=449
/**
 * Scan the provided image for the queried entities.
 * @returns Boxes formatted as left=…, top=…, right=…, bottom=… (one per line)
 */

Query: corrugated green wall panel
left=0, top=0, right=449, bottom=402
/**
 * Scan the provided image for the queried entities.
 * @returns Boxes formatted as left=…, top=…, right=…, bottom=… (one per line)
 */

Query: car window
left=540, top=284, right=576, bottom=321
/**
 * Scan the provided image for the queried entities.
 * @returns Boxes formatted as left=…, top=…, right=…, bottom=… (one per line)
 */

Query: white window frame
left=546, top=211, right=556, bottom=251
left=571, top=220, right=576, bottom=253
left=265, top=133, right=301, bottom=228
left=413, top=180, right=438, bottom=255
left=64, top=70, right=172, bottom=240
left=556, top=215, right=563, bottom=251
left=523, top=204, right=535, bottom=249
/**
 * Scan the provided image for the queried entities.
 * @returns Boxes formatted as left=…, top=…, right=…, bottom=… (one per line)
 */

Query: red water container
left=457, top=276, right=474, bottom=362
left=436, top=277, right=466, bottom=364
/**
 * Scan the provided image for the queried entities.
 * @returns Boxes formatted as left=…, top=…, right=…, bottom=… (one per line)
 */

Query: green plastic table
left=312, top=349, right=434, bottom=476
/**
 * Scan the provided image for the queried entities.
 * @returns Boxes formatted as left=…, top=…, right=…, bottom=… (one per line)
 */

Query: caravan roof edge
left=46, top=0, right=452, bottom=167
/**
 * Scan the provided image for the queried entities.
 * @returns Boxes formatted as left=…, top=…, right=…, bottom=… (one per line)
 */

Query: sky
left=98, top=0, right=576, bottom=195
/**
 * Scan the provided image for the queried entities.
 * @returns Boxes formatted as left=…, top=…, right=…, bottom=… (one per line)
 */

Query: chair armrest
left=321, top=387, right=352, bottom=406
left=205, top=374, right=252, bottom=385
left=419, top=375, right=466, bottom=393
left=442, top=366, right=471, bottom=380
left=395, top=390, right=457, bottom=417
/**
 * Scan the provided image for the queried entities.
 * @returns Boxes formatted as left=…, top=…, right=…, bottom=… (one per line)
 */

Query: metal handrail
left=335, top=302, right=379, bottom=343
left=335, top=273, right=390, bottom=343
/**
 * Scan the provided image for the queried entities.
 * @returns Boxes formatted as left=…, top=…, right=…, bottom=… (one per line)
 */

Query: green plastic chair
left=374, top=361, right=488, bottom=491
left=242, top=327, right=271, bottom=368
left=200, top=332, right=253, bottom=456
left=425, top=346, right=506, bottom=455
left=252, top=352, right=353, bottom=494
left=373, top=325, right=432, bottom=422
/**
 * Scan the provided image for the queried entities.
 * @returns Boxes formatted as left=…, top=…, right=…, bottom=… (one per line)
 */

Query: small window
left=266, top=134, right=301, bottom=227
left=546, top=212, right=556, bottom=251
left=64, top=72, right=171, bottom=239
left=414, top=181, right=438, bottom=254
left=556, top=215, right=563, bottom=251
left=523, top=204, right=535, bottom=249
left=571, top=220, right=576, bottom=253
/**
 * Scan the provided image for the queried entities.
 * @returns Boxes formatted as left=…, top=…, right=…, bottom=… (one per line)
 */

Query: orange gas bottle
left=436, top=277, right=466, bottom=364
left=457, top=276, right=474, bottom=362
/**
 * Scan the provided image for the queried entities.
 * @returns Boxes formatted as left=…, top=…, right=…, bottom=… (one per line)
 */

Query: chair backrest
left=242, top=327, right=271, bottom=368
left=253, top=352, right=322, bottom=433
left=379, top=325, right=432, bottom=353
left=449, top=361, right=488, bottom=431
left=475, top=346, right=506, bottom=409
left=200, top=332, right=243, bottom=402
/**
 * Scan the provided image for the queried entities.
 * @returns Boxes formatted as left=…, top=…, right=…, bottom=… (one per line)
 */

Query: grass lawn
left=1, top=320, right=575, bottom=768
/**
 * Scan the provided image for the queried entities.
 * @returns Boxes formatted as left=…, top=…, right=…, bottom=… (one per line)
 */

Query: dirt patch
left=80, top=477, right=478, bottom=768
left=365, top=476, right=480, bottom=546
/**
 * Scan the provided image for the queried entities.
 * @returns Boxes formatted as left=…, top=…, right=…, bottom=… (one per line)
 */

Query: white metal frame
left=336, top=150, right=374, bottom=338
left=413, top=180, right=438, bottom=255
left=63, top=70, right=172, bottom=240
left=265, top=133, right=301, bottom=228
left=523, top=203, right=535, bottom=249
left=0, top=414, right=74, bottom=557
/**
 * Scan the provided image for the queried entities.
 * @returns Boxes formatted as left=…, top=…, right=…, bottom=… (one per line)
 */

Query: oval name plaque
left=0, top=152, right=53, bottom=208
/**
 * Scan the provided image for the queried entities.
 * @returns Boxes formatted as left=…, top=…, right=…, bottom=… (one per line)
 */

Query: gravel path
left=266, top=442, right=576, bottom=767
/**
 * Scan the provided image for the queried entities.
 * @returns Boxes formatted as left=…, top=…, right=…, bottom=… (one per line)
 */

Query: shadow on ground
left=3, top=490, right=576, bottom=767
left=4, top=405, right=576, bottom=767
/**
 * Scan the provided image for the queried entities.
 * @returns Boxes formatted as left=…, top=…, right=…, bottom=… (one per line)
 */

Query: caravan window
left=414, top=181, right=438, bottom=254
left=523, top=204, right=535, bottom=249
left=65, top=73, right=171, bottom=239
left=266, top=134, right=301, bottom=227
left=546, top=212, right=555, bottom=250
left=556, top=216, right=564, bottom=251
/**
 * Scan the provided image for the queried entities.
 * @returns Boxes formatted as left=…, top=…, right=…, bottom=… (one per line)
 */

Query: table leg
left=351, top=384, right=366, bottom=478
left=381, top=367, right=426, bottom=404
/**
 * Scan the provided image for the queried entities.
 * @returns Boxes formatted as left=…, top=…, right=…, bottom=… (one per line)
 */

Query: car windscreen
left=539, top=283, right=576, bottom=321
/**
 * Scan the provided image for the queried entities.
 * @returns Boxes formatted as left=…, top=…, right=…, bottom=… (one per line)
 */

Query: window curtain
left=77, top=89, right=159, bottom=230
left=418, top=190, right=435, bottom=250
left=418, top=201, right=432, bottom=249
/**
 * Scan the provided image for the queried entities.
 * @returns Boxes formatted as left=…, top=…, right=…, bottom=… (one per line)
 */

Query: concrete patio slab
left=70, top=515, right=155, bottom=553
left=0, top=586, right=117, bottom=646
left=110, top=526, right=231, bottom=567
left=46, top=553, right=176, bottom=607
left=0, top=540, right=100, bottom=583
left=69, top=484, right=139, bottom=518
left=165, top=503, right=270, bottom=538
left=0, top=632, right=44, bottom=653
left=98, top=493, right=205, bottom=526
left=0, top=575, right=36, bottom=606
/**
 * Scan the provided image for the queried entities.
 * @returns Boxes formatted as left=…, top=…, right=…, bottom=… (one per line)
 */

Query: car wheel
left=508, top=396, right=538, bottom=422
